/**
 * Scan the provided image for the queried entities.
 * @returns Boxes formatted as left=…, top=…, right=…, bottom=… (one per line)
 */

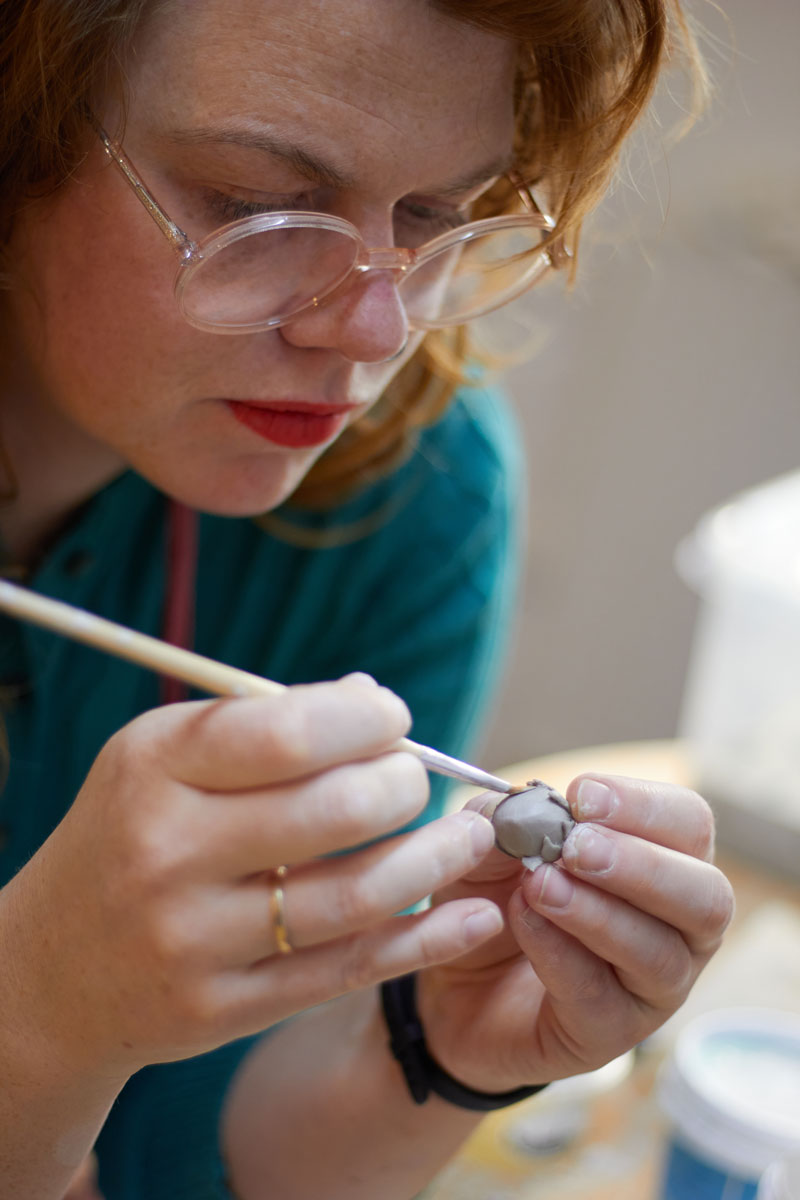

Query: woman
left=0, top=1, right=733, bottom=1198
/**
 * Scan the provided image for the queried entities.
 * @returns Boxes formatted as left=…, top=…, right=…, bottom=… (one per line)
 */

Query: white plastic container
left=505, top=1051, right=634, bottom=1155
left=676, top=469, right=800, bottom=876
left=657, top=1009, right=800, bottom=1200
left=758, top=1155, right=800, bottom=1200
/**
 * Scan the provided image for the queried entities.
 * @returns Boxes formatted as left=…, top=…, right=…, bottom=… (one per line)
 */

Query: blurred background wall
left=481, top=0, right=800, bottom=770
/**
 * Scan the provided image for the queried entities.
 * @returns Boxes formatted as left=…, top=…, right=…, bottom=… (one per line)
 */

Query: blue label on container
left=661, top=1142, right=758, bottom=1200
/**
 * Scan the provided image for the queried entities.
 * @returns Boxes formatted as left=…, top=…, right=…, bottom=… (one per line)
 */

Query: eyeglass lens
left=179, top=221, right=549, bottom=331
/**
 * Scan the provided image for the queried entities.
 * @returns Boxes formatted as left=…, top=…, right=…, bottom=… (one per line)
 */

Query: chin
left=160, top=455, right=314, bottom=517
left=172, top=478, right=301, bottom=518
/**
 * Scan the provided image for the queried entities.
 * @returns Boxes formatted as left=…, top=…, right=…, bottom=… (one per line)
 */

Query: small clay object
left=491, top=780, right=575, bottom=870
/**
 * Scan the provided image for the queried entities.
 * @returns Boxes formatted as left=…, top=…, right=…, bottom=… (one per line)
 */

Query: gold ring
left=269, top=865, right=292, bottom=955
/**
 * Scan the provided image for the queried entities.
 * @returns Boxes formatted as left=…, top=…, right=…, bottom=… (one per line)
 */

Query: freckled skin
left=0, top=0, right=517, bottom=541
left=491, top=779, right=575, bottom=863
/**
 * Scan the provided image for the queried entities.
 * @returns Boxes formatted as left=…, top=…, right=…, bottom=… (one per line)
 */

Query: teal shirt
left=0, top=386, right=521, bottom=1199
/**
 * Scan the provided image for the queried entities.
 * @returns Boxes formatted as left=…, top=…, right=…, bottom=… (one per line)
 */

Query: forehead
left=125, top=0, right=517, bottom=188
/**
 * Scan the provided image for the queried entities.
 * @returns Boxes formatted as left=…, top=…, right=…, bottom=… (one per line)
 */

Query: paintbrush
left=0, top=579, right=517, bottom=794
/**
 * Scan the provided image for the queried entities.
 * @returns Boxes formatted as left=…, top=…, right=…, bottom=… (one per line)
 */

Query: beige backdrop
left=481, top=0, right=800, bottom=770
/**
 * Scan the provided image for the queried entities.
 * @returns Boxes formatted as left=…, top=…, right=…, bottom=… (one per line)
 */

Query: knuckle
left=183, top=980, right=225, bottom=1030
left=356, top=753, right=427, bottom=816
left=646, top=930, right=693, bottom=997
left=578, top=897, right=614, bottom=941
left=328, top=765, right=387, bottom=832
left=426, top=834, right=466, bottom=891
left=334, top=874, right=376, bottom=929
left=337, top=934, right=378, bottom=994
left=263, top=700, right=314, bottom=770
left=341, top=675, right=410, bottom=727
left=146, top=906, right=195, bottom=968
left=688, top=791, right=717, bottom=859
left=700, top=870, right=736, bottom=940
left=101, top=720, right=153, bottom=788
left=167, top=977, right=226, bottom=1038
left=570, top=959, right=614, bottom=1004
left=376, top=687, right=413, bottom=737
left=414, top=917, right=449, bottom=968
left=338, top=677, right=412, bottom=742
left=122, top=812, right=184, bottom=886
left=384, top=751, right=429, bottom=804
left=422, top=819, right=484, bottom=890
left=414, top=914, right=466, bottom=969
left=327, top=754, right=428, bottom=836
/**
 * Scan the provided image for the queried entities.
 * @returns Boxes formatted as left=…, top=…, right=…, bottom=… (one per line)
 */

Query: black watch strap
left=380, top=973, right=548, bottom=1112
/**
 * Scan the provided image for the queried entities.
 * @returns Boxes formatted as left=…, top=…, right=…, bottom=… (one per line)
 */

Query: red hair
left=0, top=0, right=706, bottom=505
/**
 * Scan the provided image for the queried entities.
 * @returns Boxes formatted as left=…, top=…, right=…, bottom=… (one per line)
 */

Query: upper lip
left=227, top=399, right=360, bottom=415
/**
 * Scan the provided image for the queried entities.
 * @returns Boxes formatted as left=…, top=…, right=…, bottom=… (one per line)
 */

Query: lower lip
left=226, top=401, right=350, bottom=448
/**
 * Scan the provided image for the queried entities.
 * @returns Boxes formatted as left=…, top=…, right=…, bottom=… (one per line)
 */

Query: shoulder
left=428, top=381, right=522, bottom=477
left=341, top=381, right=523, bottom=546
left=375, top=382, right=523, bottom=567
left=409, top=381, right=522, bottom=512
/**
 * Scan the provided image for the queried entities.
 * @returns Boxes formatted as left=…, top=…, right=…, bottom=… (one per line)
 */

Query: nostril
left=373, top=333, right=410, bottom=364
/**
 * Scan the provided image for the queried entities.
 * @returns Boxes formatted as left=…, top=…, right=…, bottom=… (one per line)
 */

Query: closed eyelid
left=198, top=180, right=325, bottom=206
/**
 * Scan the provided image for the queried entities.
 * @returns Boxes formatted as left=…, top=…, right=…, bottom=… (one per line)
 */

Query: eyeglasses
left=97, top=126, right=558, bottom=336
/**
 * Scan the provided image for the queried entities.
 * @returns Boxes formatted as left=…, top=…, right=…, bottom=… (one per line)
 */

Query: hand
left=0, top=674, right=501, bottom=1082
left=416, top=774, right=735, bottom=1092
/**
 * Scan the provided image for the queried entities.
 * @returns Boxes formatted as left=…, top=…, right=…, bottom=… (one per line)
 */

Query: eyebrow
left=163, top=125, right=355, bottom=189
left=161, top=124, right=512, bottom=196
left=432, top=155, right=515, bottom=196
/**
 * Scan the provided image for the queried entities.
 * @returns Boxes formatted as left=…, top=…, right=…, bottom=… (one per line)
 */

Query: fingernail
left=576, top=779, right=615, bottom=822
left=344, top=671, right=379, bottom=687
left=463, top=907, right=504, bottom=944
left=461, top=812, right=496, bottom=857
left=530, top=864, right=574, bottom=909
left=565, top=825, right=615, bottom=874
left=464, top=792, right=503, bottom=821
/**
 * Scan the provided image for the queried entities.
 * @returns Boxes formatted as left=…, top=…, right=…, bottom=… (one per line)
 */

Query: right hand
left=0, top=674, right=500, bottom=1081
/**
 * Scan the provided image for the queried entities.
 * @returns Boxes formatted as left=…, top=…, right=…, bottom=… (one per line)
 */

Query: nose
left=278, top=268, right=410, bottom=364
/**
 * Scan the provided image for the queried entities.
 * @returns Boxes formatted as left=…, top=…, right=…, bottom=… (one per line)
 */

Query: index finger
left=568, top=774, right=716, bottom=862
left=148, top=675, right=412, bottom=790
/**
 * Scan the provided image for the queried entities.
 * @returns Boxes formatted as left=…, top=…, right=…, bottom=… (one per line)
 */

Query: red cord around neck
left=160, top=498, right=198, bottom=705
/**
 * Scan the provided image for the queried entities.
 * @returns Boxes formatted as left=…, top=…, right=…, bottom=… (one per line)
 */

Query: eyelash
left=201, top=189, right=469, bottom=235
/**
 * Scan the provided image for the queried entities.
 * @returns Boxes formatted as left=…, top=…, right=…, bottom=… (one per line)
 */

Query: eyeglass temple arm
left=508, top=170, right=572, bottom=268
left=93, top=123, right=194, bottom=260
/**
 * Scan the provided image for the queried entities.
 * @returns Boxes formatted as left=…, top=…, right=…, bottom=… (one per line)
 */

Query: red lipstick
left=227, top=400, right=351, bottom=448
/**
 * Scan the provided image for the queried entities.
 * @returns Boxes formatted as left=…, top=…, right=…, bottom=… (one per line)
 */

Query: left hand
left=416, top=774, right=735, bottom=1093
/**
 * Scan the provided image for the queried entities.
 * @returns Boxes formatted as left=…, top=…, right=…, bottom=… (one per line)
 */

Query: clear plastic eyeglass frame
left=96, top=125, right=561, bottom=335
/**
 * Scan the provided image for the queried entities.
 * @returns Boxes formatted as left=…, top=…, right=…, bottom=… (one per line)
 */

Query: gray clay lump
left=491, top=780, right=575, bottom=865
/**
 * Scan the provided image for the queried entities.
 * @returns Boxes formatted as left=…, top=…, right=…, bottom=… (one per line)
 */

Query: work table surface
left=428, top=740, right=800, bottom=1200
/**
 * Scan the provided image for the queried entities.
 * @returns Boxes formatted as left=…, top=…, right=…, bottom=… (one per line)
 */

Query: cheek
left=349, top=329, right=426, bottom=403
left=12, top=178, right=195, bottom=412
